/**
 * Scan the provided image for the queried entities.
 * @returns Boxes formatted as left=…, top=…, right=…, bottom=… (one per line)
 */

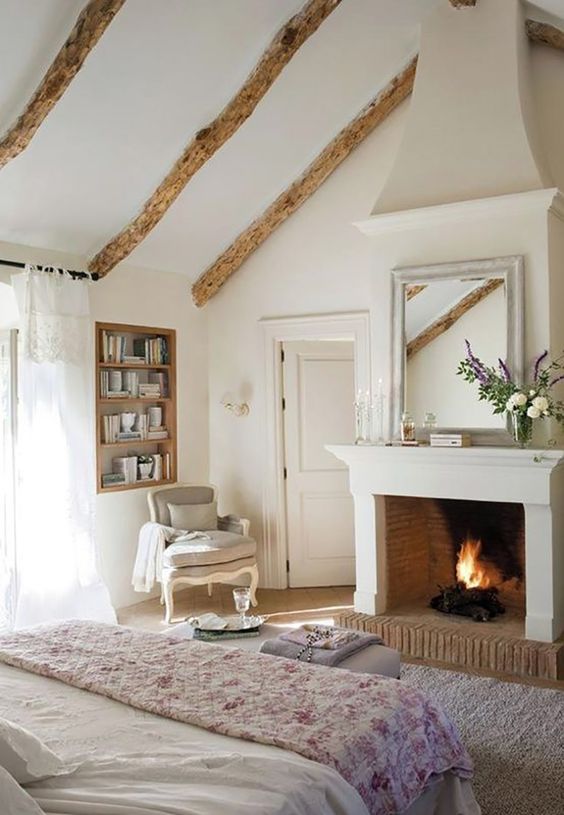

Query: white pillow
left=0, top=765, right=45, bottom=814
left=168, top=501, right=218, bottom=531
left=0, top=717, right=65, bottom=784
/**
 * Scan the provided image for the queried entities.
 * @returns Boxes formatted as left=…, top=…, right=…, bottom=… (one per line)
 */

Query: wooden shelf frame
left=95, top=321, right=178, bottom=493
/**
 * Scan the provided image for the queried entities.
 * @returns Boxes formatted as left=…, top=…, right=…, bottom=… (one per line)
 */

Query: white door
left=282, top=340, right=355, bottom=587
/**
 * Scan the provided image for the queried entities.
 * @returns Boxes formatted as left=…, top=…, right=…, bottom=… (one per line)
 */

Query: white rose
left=529, top=390, right=536, bottom=397
left=513, top=392, right=527, bottom=407
left=527, top=406, right=541, bottom=419
left=506, top=399, right=516, bottom=411
left=532, top=396, right=548, bottom=412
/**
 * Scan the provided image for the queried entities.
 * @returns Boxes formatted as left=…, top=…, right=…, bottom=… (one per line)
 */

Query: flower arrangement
left=457, top=341, right=564, bottom=446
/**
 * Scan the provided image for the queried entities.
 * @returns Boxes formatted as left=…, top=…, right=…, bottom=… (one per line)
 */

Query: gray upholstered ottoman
left=166, top=622, right=401, bottom=679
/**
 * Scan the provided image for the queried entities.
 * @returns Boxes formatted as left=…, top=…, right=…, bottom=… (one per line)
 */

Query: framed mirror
left=390, top=256, right=524, bottom=444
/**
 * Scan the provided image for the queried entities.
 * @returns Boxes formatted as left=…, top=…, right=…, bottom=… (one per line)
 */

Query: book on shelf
left=117, top=431, right=142, bottom=441
left=112, top=456, right=138, bottom=484
left=101, top=472, right=126, bottom=487
left=148, top=372, right=168, bottom=397
left=147, top=430, right=168, bottom=440
left=139, top=384, right=161, bottom=398
left=132, top=336, right=169, bottom=365
left=123, top=370, right=139, bottom=397
left=122, top=355, right=146, bottom=364
left=101, top=331, right=127, bottom=363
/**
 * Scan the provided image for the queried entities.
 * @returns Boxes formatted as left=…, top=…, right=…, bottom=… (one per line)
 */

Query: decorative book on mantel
left=95, top=322, right=177, bottom=493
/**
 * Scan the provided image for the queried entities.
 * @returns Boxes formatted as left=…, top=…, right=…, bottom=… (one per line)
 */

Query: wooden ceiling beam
left=526, top=20, right=564, bottom=51
left=88, top=0, right=343, bottom=277
left=0, top=0, right=125, bottom=170
left=406, top=278, right=504, bottom=360
left=191, top=57, right=417, bottom=307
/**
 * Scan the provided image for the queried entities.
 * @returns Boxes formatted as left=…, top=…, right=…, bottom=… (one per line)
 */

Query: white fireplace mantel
left=326, top=444, right=564, bottom=643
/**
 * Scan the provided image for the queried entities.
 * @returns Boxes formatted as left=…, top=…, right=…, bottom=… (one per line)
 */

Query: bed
left=0, top=622, right=481, bottom=815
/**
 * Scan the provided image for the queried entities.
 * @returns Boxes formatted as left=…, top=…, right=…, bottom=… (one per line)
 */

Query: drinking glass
left=232, top=587, right=252, bottom=628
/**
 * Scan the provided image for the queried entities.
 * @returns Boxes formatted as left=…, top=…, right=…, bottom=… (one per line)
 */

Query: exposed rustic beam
left=449, top=0, right=477, bottom=8
left=406, top=284, right=427, bottom=301
left=89, top=0, right=343, bottom=277
left=406, top=278, right=504, bottom=360
left=526, top=19, right=564, bottom=51
left=0, top=0, right=125, bottom=170
left=192, top=57, right=417, bottom=307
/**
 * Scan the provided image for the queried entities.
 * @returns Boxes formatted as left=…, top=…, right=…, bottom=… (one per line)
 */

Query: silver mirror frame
left=390, top=255, right=524, bottom=445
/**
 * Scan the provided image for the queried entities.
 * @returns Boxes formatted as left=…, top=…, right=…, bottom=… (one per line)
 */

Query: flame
left=456, top=538, right=491, bottom=589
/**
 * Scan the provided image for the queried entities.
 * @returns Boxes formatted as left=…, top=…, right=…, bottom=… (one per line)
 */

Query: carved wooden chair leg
left=160, top=583, right=165, bottom=605
left=163, top=578, right=174, bottom=624
left=249, top=565, right=259, bottom=607
left=207, top=582, right=213, bottom=597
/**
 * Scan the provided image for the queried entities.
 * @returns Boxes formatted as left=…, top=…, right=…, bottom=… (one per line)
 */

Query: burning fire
left=456, top=538, right=491, bottom=589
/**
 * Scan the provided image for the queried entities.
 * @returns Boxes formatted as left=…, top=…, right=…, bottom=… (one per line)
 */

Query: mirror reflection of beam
left=406, top=278, right=504, bottom=359
left=405, top=284, right=427, bottom=301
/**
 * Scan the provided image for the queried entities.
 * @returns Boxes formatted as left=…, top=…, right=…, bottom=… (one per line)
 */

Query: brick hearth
left=336, top=607, right=564, bottom=680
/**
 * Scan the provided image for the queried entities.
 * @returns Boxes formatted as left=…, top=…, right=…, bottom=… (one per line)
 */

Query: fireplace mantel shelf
left=326, top=443, right=564, bottom=643
left=326, top=444, right=564, bottom=470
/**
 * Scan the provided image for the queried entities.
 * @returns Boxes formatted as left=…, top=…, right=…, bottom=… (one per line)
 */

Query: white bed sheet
left=0, top=663, right=479, bottom=815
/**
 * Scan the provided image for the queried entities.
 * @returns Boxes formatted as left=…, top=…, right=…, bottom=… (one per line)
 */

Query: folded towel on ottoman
left=260, top=624, right=383, bottom=666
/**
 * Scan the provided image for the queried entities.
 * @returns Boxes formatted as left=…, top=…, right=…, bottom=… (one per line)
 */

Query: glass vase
left=511, top=412, right=533, bottom=448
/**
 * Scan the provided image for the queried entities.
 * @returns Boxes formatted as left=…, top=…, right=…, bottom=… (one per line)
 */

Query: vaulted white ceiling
left=0, top=0, right=561, bottom=281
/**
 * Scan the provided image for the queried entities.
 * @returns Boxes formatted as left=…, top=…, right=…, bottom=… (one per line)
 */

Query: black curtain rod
left=0, top=258, right=99, bottom=281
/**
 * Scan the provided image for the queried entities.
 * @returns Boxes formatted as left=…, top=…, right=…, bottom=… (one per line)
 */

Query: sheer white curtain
left=11, top=267, right=115, bottom=628
left=0, top=331, right=17, bottom=631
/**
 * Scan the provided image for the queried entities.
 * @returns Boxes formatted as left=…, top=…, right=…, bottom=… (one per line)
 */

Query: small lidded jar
left=400, top=411, right=416, bottom=442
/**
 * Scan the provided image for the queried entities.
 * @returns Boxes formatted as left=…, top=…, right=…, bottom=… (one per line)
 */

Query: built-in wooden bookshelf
left=95, top=322, right=177, bottom=493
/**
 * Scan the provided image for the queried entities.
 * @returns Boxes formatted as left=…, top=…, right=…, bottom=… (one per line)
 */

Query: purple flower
left=464, top=340, right=488, bottom=384
left=498, top=359, right=511, bottom=383
left=533, top=350, right=548, bottom=382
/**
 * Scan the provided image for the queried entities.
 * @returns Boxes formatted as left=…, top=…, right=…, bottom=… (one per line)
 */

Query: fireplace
left=384, top=497, right=525, bottom=618
left=326, top=445, right=564, bottom=680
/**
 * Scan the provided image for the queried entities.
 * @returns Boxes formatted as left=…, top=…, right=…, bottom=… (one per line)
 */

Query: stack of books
left=147, top=424, right=168, bottom=440
left=139, top=383, right=161, bottom=398
left=101, top=472, right=126, bottom=488
left=430, top=433, right=472, bottom=448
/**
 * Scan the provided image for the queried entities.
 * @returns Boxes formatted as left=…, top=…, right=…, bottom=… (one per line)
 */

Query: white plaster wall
left=0, top=247, right=209, bottom=610
left=531, top=43, right=564, bottom=189
left=206, top=102, right=408, bottom=581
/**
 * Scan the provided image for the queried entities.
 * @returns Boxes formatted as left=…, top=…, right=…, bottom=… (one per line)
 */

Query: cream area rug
left=401, top=664, right=564, bottom=815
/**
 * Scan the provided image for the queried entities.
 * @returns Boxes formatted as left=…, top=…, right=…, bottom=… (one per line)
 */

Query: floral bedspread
left=0, top=621, right=473, bottom=814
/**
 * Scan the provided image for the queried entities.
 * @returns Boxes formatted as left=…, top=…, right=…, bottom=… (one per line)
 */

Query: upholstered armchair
left=147, top=483, right=259, bottom=623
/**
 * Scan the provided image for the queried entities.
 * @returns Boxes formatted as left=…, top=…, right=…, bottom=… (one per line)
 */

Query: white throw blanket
left=132, top=523, right=210, bottom=592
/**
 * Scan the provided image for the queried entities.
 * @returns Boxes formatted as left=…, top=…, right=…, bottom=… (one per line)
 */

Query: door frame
left=259, top=312, right=371, bottom=589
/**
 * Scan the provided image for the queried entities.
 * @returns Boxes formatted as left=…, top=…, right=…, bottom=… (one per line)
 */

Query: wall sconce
left=222, top=400, right=250, bottom=417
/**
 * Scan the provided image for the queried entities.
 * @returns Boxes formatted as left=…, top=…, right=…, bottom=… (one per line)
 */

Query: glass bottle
left=401, top=411, right=416, bottom=443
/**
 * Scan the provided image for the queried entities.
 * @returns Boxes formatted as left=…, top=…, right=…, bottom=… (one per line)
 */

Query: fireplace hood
left=372, top=0, right=552, bottom=216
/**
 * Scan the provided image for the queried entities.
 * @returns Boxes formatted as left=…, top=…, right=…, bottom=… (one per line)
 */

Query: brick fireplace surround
left=327, top=445, right=564, bottom=680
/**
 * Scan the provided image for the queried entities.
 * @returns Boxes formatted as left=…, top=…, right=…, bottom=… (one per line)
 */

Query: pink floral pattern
left=0, top=621, right=473, bottom=814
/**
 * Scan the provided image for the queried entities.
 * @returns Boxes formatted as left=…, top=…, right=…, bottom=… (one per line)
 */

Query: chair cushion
left=163, top=556, right=257, bottom=579
left=167, top=502, right=218, bottom=531
left=163, top=530, right=256, bottom=568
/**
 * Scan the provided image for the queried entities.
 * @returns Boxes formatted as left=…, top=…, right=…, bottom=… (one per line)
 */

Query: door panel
left=283, top=340, right=355, bottom=587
